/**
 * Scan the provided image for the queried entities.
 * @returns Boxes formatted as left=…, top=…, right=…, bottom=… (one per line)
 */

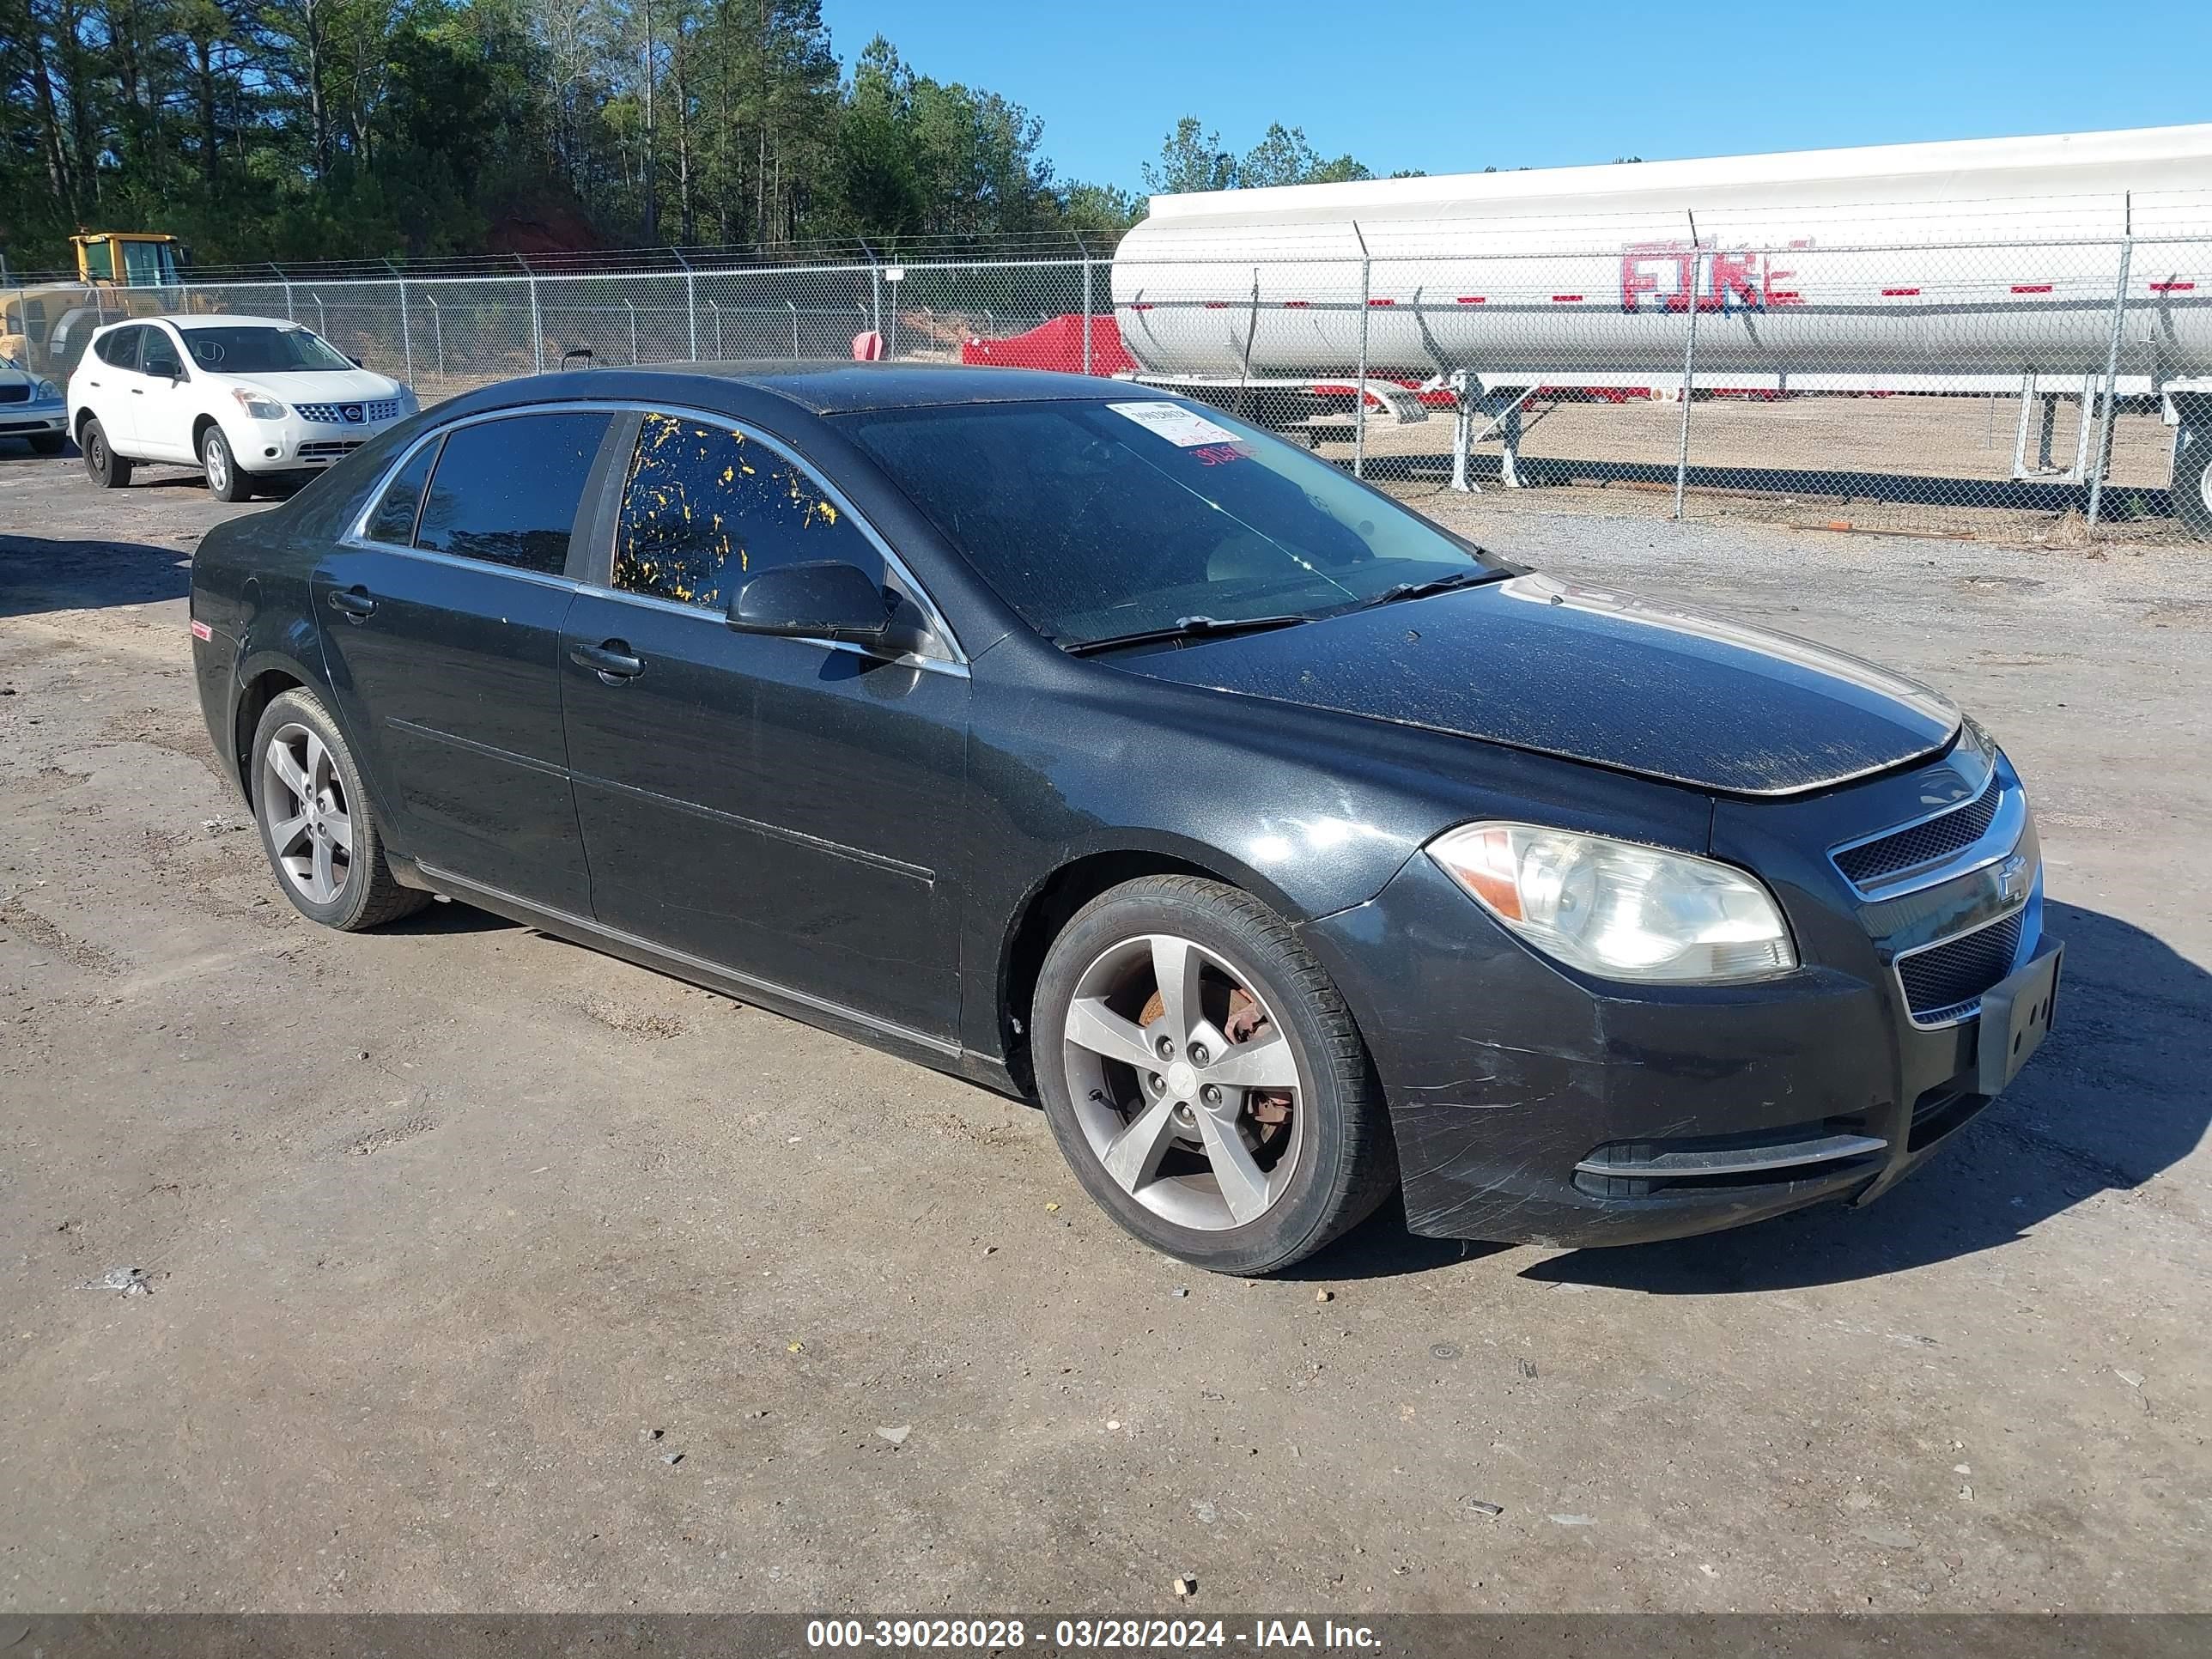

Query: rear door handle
left=327, top=586, right=377, bottom=621
left=571, top=640, right=645, bottom=680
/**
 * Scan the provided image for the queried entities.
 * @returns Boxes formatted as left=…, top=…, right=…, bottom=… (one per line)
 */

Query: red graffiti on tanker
left=1620, top=243, right=1807, bottom=314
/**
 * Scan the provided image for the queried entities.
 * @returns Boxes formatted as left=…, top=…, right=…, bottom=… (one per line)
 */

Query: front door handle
left=327, top=586, right=377, bottom=621
left=571, top=640, right=645, bottom=681
left=130, top=387, right=144, bottom=395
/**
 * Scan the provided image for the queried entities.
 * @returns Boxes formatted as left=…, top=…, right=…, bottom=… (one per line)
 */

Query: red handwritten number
left=1192, top=444, right=1247, bottom=467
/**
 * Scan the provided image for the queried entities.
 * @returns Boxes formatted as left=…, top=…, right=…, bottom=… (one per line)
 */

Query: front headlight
left=32, top=378, right=60, bottom=404
left=1428, top=821, right=1797, bottom=983
left=230, top=387, right=285, bottom=421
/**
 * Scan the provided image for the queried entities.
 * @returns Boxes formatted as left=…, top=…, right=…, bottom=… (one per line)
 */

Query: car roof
left=91, top=313, right=300, bottom=335
left=521, top=361, right=1178, bottom=416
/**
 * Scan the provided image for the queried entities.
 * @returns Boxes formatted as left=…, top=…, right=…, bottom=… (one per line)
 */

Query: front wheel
left=81, top=417, right=131, bottom=488
left=201, top=424, right=251, bottom=501
left=2175, top=422, right=2212, bottom=540
left=1032, top=875, right=1396, bottom=1275
left=250, top=689, right=430, bottom=930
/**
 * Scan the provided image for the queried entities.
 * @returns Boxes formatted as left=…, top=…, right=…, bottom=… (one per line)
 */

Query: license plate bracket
left=1975, top=939, right=2063, bottom=1097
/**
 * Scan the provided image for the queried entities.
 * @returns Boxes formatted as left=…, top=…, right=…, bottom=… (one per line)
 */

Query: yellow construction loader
left=1, top=232, right=191, bottom=380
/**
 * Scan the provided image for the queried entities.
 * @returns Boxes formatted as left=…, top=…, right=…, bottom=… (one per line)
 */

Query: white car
left=68, top=313, right=416, bottom=501
left=0, top=355, right=68, bottom=455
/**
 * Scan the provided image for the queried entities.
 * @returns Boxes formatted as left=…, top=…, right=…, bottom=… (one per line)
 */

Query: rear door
left=559, top=410, right=971, bottom=1042
left=80, top=325, right=145, bottom=445
left=313, top=407, right=625, bottom=915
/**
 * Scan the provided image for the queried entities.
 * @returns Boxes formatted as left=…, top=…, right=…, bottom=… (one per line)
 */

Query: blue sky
left=818, top=1, right=2212, bottom=193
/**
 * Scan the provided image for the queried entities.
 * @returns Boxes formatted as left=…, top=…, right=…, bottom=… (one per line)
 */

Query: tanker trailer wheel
left=2176, top=421, right=2212, bottom=540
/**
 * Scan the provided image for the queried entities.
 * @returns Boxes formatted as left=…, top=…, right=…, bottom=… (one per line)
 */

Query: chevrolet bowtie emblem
left=1998, top=854, right=2030, bottom=905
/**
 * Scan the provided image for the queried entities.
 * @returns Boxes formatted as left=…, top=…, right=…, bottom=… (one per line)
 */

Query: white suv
left=69, top=313, right=416, bottom=501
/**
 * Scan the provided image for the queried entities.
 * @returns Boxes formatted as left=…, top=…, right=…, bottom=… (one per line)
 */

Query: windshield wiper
left=1352, top=568, right=1505, bottom=611
left=1062, top=613, right=1311, bottom=657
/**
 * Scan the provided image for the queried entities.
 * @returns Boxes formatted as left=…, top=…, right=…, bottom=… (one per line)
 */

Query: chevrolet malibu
left=187, top=363, right=2061, bottom=1274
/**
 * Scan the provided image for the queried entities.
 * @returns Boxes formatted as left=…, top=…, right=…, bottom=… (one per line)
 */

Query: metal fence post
left=627, top=298, right=640, bottom=364
left=1079, top=250, right=1094, bottom=377
left=674, top=248, right=698, bottom=362
left=2086, top=228, right=2135, bottom=532
left=708, top=298, right=722, bottom=357
left=788, top=299, right=799, bottom=356
left=271, top=263, right=293, bottom=321
left=520, top=255, right=543, bottom=374
left=1674, top=219, right=1705, bottom=522
left=426, top=294, right=444, bottom=383
left=387, top=262, right=413, bottom=389
left=1352, top=223, right=1370, bottom=480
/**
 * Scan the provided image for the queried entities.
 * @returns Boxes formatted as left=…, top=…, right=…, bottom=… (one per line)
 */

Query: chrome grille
left=1834, top=782, right=2001, bottom=891
left=1897, top=910, right=2022, bottom=1025
left=294, top=400, right=399, bottom=425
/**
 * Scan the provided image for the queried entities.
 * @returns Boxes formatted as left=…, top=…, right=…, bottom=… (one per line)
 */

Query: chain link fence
left=20, top=223, right=2211, bottom=544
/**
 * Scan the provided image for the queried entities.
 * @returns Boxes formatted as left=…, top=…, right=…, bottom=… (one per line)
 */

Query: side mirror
left=348, top=356, right=366, bottom=368
left=728, top=562, right=928, bottom=658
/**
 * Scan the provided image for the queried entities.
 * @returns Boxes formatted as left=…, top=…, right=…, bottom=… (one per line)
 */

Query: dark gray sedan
left=187, top=363, right=2060, bottom=1274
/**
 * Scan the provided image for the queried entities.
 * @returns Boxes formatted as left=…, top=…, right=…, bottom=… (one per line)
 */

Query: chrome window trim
left=341, top=397, right=968, bottom=667
left=1829, top=777, right=2026, bottom=901
left=1889, top=896, right=2030, bottom=1030
left=568, top=579, right=969, bottom=679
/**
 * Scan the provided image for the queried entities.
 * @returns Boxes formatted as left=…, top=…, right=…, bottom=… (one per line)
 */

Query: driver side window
left=612, top=413, right=882, bottom=612
left=140, top=329, right=185, bottom=379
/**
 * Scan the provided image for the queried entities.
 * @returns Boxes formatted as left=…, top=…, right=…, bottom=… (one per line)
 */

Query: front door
left=131, top=325, right=196, bottom=462
left=559, top=411, right=970, bottom=1043
left=313, top=408, right=623, bottom=915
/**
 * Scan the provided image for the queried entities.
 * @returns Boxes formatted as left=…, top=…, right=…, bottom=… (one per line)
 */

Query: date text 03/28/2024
left=805, top=1619, right=1382, bottom=1650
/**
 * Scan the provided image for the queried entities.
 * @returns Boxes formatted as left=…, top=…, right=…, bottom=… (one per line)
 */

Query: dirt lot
left=1, top=441, right=2207, bottom=1616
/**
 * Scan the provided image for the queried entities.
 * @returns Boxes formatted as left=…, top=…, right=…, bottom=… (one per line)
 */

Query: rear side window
left=414, top=411, right=612, bottom=575
left=362, top=438, right=441, bottom=545
left=96, top=327, right=142, bottom=370
left=613, top=413, right=879, bottom=611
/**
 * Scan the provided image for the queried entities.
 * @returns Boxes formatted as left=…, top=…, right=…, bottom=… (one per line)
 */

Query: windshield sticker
left=1108, top=401, right=1243, bottom=448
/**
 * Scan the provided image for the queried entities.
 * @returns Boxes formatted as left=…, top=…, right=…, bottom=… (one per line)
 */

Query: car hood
left=1117, top=572, right=1962, bottom=797
left=220, top=369, right=403, bottom=404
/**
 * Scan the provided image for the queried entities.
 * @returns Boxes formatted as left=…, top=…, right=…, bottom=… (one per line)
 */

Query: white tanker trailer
left=1105, top=125, right=2212, bottom=533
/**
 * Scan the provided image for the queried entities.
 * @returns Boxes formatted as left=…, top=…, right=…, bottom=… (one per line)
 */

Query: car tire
left=201, top=424, right=251, bottom=502
left=29, top=433, right=65, bottom=457
left=1032, top=874, right=1397, bottom=1275
left=81, top=418, right=131, bottom=488
left=2176, top=422, right=2212, bottom=541
left=250, top=689, right=430, bottom=931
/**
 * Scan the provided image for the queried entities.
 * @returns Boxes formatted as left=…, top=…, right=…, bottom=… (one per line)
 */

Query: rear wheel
left=28, top=433, right=65, bottom=457
left=250, top=689, right=429, bottom=931
left=1032, top=875, right=1395, bottom=1275
left=201, top=424, right=251, bottom=501
left=2175, top=422, right=2212, bottom=540
left=81, top=418, right=131, bottom=488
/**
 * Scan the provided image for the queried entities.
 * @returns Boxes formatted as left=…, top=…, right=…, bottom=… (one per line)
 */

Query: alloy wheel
left=1060, top=933, right=1304, bottom=1231
left=204, top=434, right=229, bottom=494
left=259, top=721, right=354, bottom=905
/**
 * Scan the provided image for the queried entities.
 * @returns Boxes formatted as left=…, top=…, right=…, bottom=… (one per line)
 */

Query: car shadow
left=380, top=897, right=521, bottom=937
left=1498, top=899, right=2209, bottom=1293
left=0, top=533, right=193, bottom=617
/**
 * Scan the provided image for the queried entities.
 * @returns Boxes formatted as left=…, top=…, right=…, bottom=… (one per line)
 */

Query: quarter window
left=414, top=411, right=612, bottom=575
left=613, top=413, right=878, bottom=611
left=362, top=437, right=440, bottom=545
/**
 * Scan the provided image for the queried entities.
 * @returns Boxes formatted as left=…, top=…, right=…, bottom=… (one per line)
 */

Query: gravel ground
left=1, top=441, right=2207, bottom=1615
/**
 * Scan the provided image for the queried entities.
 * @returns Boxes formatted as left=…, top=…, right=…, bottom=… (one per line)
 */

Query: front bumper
left=2, top=400, right=67, bottom=441
left=1302, top=757, right=2054, bottom=1249
left=234, top=409, right=408, bottom=473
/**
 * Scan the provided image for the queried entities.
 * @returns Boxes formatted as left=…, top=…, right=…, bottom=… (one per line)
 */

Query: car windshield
left=836, top=398, right=1505, bottom=647
left=181, top=326, right=353, bottom=374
